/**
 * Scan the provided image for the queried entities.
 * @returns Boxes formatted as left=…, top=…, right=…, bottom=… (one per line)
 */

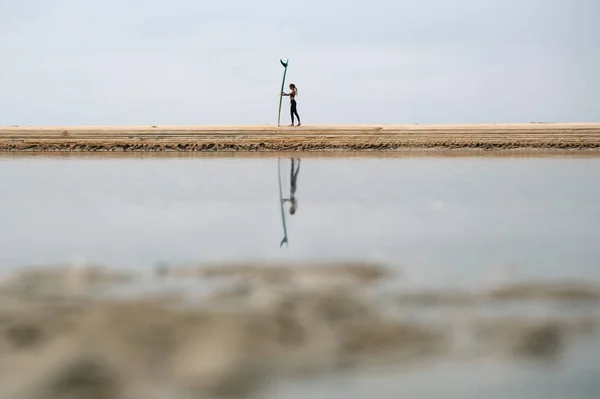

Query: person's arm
left=281, top=91, right=289, bottom=96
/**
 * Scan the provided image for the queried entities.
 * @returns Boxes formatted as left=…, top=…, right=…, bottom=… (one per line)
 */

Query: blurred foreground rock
left=0, top=263, right=598, bottom=398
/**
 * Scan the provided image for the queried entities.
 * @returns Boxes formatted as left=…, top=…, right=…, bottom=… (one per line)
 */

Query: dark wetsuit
left=282, top=158, right=300, bottom=215
left=290, top=158, right=300, bottom=196
left=290, top=90, right=300, bottom=125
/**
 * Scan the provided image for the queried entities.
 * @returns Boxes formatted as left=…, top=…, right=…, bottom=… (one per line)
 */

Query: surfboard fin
left=280, top=59, right=288, bottom=68
left=280, top=236, right=288, bottom=247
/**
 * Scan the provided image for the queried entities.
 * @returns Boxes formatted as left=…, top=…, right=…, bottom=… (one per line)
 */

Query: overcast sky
left=1, top=0, right=598, bottom=126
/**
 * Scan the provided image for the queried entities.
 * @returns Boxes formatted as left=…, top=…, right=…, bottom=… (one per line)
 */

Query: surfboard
left=277, top=59, right=289, bottom=127
left=278, top=157, right=289, bottom=247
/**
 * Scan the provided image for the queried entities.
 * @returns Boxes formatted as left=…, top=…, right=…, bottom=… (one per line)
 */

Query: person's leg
left=294, top=104, right=301, bottom=126
left=290, top=158, right=300, bottom=195
left=290, top=158, right=295, bottom=183
left=289, top=158, right=296, bottom=195
left=290, top=102, right=295, bottom=126
left=292, top=158, right=300, bottom=179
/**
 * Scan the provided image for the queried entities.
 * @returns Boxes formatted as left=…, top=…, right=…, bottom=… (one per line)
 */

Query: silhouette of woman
left=282, top=84, right=301, bottom=126
left=281, top=158, right=300, bottom=214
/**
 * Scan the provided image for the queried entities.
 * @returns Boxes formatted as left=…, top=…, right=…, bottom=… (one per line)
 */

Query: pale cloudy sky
left=1, top=0, right=598, bottom=126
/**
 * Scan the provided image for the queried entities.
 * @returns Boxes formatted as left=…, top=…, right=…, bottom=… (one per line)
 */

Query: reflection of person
left=281, top=158, right=300, bottom=215
left=281, top=83, right=301, bottom=126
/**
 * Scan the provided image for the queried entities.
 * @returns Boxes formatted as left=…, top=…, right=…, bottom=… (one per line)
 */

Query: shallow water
left=2, top=155, right=599, bottom=284
left=1, top=154, right=600, bottom=398
left=266, top=337, right=600, bottom=399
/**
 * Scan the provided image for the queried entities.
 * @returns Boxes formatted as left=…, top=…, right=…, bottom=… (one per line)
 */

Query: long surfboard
left=277, top=59, right=289, bottom=127
left=278, top=157, right=289, bottom=247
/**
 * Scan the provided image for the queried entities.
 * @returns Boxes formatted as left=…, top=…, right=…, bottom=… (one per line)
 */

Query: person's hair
left=289, top=83, right=297, bottom=96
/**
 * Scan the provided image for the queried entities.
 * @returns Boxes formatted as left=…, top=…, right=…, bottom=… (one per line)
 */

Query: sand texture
left=0, top=262, right=598, bottom=398
left=2, top=122, right=600, bottom=152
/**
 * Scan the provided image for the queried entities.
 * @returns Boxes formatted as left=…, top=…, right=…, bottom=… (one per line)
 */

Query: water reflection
left=278, top=157, right=301, bottom=247
left=1, top=156, right=599, bottom=284
left=1, top=155, right=600, bottom=398
left=282, top=158, right=301, bottom=216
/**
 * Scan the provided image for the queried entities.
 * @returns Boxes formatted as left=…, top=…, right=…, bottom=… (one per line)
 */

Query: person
left=282, top=83, right=301, bottom=126
left=281, top=158, right=300, bottom=215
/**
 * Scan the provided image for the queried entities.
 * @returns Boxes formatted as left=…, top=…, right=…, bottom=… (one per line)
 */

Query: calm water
left=1, top=154, right=600, bottom=398
left=1, top=155, right=599, bottom=286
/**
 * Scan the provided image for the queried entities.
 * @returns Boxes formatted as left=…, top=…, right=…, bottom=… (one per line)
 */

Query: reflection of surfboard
left=278, top=157, right=288, bottom=247
left=277, top=59, right=289, bottom=127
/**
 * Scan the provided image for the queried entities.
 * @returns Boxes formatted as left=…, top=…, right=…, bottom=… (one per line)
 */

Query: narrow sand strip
left=2, top=123, right=600, bottom=152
